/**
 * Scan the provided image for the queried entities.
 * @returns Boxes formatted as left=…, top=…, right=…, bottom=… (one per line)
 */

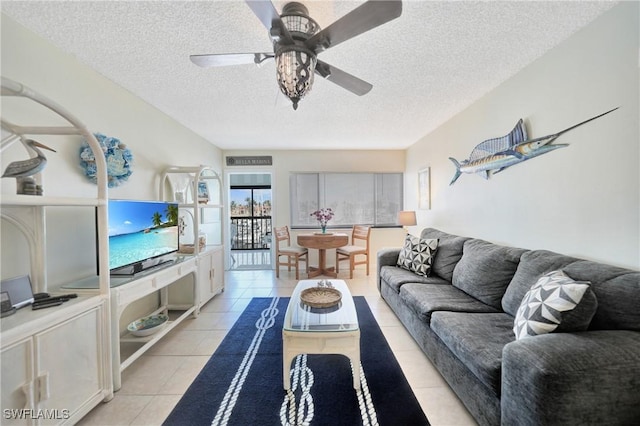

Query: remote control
left=32, top=294, right=78, bottom=306
left=32, top=300, right=64, bottom=310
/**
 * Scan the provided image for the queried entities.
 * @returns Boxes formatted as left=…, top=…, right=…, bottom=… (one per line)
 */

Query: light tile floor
left=79, top=270, right=477, bottom=426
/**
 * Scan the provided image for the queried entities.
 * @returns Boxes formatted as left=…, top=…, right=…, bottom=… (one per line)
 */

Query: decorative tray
left=313, top=232, right=334, bottom=235
left=300, top=287, right=342, bottom=308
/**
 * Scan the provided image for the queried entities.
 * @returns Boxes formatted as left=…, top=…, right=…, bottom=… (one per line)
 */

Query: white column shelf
left=160, top=166, right=225, bottom=311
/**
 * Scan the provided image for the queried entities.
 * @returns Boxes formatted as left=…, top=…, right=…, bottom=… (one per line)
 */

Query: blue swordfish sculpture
left=448, top=107, right=619, bottom=185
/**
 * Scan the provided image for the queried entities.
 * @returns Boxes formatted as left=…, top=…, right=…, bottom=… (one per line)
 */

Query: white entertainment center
left=0, top=78, right=225, bottom=422
left=107, top=165, right=225, bottom=390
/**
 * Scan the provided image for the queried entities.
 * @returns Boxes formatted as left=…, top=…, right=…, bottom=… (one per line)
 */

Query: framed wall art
left=197, top=181, right=209, bottom=204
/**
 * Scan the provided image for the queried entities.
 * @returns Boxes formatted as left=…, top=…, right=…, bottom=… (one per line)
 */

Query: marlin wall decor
left=449, top=107, right=619, bottom=185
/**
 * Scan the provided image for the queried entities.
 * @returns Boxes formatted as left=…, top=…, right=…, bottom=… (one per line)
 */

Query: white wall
left=223, top=150, right=407, bottom=266
left=225, top=150, right=405, bottom=225
left=1, top=15, right=223, bottom=286
left=404, top=2, right=639, bottom=269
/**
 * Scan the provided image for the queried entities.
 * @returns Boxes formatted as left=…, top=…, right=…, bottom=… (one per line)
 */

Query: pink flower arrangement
left=310, top=208, right=334, bottom=227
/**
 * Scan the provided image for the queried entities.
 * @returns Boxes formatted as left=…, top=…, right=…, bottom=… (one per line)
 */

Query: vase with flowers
left=310, top=208, right=334, bottom=234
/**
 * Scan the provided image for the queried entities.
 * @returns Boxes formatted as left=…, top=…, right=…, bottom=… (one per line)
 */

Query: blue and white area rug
left=163, top=297, right=429, bottom=426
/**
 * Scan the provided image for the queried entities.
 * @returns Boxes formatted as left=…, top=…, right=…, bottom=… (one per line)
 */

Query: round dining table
left=297, top=232, right=349, bottom=278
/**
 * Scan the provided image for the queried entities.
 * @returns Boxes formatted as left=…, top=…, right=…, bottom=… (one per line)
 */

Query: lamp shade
left=397, top=210, right=417, bottom=226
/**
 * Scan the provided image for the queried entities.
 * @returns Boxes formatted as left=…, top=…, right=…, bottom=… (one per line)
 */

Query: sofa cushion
left=503, top=250, right=640, bottom=331
left=452, top=239, right=527, bottom=309
left=513, top=270, right=598, bottom=340
left=420, top=228, right=470, bottom=282
left=396, top=234, right=438, bottom=276
left=562, top=260, right=640, bottom=331
left=380, top=266, right=448, bottom=293
left=430, top=312, right=515, bottom=395
left=400, top=283, right=500, bottom=324
left=502, top=250, right=579, bottom=316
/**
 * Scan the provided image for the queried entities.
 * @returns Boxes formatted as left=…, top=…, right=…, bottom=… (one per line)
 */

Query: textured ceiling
left=1, top=1, right=616, bottom=150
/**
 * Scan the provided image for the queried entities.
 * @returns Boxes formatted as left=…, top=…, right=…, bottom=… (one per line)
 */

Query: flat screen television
left=104, top=199, right=179, bottom=276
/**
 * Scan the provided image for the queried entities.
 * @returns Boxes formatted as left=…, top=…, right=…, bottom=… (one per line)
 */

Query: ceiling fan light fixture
left=276, top=45, right=317, bottom=110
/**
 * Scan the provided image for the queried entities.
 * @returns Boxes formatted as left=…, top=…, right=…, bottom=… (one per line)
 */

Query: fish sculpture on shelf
left=2, top=138, right=56, bottom=195
left=448, top=107, right=619, bottom=185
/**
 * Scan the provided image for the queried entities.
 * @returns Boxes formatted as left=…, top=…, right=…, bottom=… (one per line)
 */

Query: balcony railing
left=230, top=216, right=272, bottom=250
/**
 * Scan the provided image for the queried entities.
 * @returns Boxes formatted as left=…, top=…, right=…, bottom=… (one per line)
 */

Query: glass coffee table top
left=283, top=279, right=358, bottom=332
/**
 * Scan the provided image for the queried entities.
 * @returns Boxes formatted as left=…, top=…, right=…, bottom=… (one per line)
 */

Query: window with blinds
left=289, top=172, right=403, bottom=228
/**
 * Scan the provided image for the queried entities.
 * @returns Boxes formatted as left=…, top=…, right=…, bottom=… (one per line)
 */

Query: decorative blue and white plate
left=127, top=314, right=169, bottom=337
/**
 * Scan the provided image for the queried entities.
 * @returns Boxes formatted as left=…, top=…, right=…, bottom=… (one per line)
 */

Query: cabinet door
left=1, top=338, right=35, bottom=425
left=211, top=248, right=224, bottom=295
left=35, top=307, right=102, bottom=424
left=197, top=251, right=215, bottom=307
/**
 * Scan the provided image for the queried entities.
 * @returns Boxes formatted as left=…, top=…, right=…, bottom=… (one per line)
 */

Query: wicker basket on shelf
left=178, top=235, right=206, bottom=254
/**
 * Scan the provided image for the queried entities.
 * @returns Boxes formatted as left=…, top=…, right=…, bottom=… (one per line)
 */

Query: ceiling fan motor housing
left=280, top=2, right=320, bottom=41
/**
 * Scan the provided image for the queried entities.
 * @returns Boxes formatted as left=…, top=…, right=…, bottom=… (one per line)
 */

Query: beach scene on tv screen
left=108, top=201, right=178, bottom=270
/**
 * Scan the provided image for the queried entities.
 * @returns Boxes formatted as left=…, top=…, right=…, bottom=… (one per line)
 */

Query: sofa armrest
left=377, top=248, right=400, bottom=291
left=377, top=247, right=400, bottom=267
left=502, top=330, right=640, bottom=426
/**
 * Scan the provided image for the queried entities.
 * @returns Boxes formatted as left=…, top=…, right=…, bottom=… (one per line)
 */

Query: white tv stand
left=65, top=248, right=222, bottom=391
left=109, top=256, right=198, bottom=390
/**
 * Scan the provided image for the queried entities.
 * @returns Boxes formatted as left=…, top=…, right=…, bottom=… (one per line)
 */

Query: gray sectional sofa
left=377, top=228, right=640, bottom=426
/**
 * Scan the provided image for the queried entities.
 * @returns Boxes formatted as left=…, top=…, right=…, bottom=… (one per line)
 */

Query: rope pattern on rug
left=279, top=300, right=378, bottom=425
left=279, top=301, right=316, bottom=425
left=211, top=297, right=280, bottom=426
left=354, top=361, right=378, bottom=426
left=280, top=357, right=378, bottom=426
left=280, top=354, right=315, bottom=426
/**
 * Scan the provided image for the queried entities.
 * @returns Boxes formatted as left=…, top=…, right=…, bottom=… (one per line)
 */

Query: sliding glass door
left=230, top=186, right=272, bottom=250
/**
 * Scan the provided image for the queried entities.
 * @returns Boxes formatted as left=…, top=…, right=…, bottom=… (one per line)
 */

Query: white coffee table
left=282, top=279, right=361, bottom=390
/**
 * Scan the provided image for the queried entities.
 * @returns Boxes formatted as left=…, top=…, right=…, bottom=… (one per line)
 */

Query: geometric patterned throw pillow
left=396, top=234, right=413, bottom=270
left=513, top=270, right=595, bottom=340
left=396, top=234, right=438, bottom=277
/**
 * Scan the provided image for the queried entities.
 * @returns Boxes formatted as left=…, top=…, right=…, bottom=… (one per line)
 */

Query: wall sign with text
left=226, top=156, right=273, bottom=166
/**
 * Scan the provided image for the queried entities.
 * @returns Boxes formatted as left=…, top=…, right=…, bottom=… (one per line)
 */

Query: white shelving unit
left=0, top=78, right=113, bottom=424
left=160, top=166, right=225, bottom=311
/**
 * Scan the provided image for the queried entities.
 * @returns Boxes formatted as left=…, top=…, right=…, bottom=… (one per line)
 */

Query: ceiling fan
left=190, top=0, right=403, bottom=110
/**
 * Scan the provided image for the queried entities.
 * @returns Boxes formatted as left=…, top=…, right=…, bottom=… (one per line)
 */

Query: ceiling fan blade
left=315, top=60, right=372, bottom=96
left=190, top=53, right=274, bottom=68
left=306, top=0, right=402, bottom=53
left=245, top=0, right=294, bottom=44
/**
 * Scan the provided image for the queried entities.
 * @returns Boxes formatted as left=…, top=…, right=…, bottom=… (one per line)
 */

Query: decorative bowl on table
left=127, top=314, right=169, bottom=337
left=300, top=287, right=342, bottom=308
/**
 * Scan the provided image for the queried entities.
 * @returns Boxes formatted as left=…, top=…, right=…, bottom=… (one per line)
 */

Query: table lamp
left=398, top=210, right=416, bottom=233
